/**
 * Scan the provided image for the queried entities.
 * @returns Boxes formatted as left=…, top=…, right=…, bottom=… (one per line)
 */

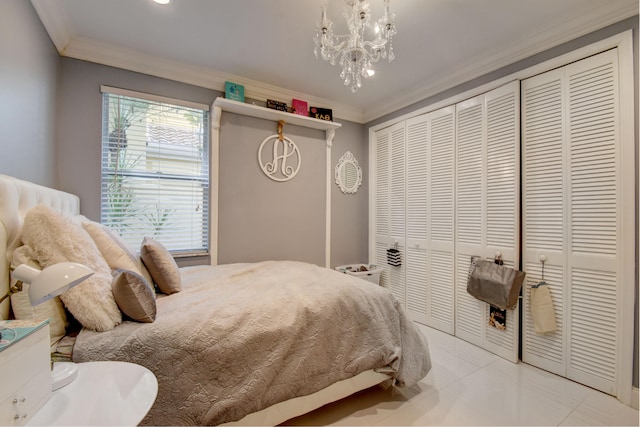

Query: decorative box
left=225, top=81, right=245, bottom=102
left=335, top=264, right=383, bottom=285
left=309, top=106, right=333, bottom=121
left=291, top=99, right=308, bottom=116
left=267, top=99, right=288, bottom=112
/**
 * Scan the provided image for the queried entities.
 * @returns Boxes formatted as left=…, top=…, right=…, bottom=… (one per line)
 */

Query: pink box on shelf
left=291, top=99, right=308, bottom=116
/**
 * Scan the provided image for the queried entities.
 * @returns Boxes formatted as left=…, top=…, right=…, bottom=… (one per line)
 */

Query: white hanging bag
left=530, top=281, right=557, bottom=334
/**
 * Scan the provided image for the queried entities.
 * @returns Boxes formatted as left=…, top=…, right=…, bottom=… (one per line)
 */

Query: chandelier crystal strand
left=314, top=0, right=396, bottom=93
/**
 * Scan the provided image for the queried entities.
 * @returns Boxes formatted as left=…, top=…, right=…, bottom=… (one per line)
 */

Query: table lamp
left=9, top=262, right=94, bottom=390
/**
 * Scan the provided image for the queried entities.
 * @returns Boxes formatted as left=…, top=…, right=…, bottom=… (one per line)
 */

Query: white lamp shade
left=12, top=262, right=94, bottom=306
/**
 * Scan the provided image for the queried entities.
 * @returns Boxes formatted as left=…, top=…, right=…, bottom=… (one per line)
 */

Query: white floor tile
left=418, top=325, right=499, bottom=387
left=426, top=363, right=575, bottom=425
left=471, top=359, right=592, bottom=409
left=281, top=324, right=639, bottom=426
left=559, top=390, right=640, bottom=426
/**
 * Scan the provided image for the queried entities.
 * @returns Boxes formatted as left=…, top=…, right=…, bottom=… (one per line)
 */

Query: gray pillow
left=140, top=237, right=181, bottom=294
left=112, top=269, right=157, bottom=323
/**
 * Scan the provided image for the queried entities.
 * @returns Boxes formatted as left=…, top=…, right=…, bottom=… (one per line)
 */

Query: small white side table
left=27, top=361, right=158, bottom=426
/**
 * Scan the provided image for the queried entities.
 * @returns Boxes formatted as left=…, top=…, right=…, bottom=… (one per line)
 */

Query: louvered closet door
left=522, top=49, right=633, bottom=396
left=374, top=128, right=391, bottom=289
left=405, top=114, right=429, bottom=324
left=373, top=123, right=406, bottom=306
left=455, top=81, right=520, bottom=362
left=521, top=66, right=566, bottom=376
left=484, top=83, right=521, bottom=357
left=426, top=106, right=456, bottom=333
left=455, top=95, right=486, bottom=348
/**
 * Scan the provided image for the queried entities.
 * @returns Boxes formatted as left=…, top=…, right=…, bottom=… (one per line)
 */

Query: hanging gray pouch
left=467, top=257, right=526, bottom=310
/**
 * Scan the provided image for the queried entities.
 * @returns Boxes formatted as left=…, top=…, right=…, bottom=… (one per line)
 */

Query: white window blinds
left=100, top=86, right=210, bottom=256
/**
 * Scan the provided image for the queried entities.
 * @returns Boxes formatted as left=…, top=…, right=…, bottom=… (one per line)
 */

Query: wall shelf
left=213, top=97, right=341, bottom=131
left=210, top=96, right=339, bottom=269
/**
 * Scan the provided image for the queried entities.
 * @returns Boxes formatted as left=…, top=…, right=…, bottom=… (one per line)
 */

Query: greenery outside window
left=100, top=86, right=210, bottom=256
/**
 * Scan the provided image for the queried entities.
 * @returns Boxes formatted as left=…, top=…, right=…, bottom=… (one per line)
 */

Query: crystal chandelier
left=314, top=0, right=397, bottom=93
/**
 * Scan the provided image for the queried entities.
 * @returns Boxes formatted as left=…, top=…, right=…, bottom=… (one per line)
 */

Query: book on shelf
left=225, top=81, right=245, bottom=102
left=267, top=99, right=288, bottom=112
left=309, top=106, right=333, bottom=121
left=291, top=99, right=308, bottom=116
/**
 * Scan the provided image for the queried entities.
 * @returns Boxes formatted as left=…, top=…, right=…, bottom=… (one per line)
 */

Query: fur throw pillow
left=21, top=205, right=121, bottom=331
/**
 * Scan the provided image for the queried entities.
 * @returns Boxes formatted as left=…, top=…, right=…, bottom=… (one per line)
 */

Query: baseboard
left=631, top=387, right=639, bottom=410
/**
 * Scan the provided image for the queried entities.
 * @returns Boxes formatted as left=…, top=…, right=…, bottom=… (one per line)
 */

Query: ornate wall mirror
left=335, top=151, right=362, bottom=194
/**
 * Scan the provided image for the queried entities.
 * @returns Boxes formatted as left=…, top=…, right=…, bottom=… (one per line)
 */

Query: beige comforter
left=73, top=261, right=431, bottom=425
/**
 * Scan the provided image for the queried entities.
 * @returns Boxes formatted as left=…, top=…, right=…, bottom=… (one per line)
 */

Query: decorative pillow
left=82, top=221, right=154, bottom=285
left=10, top=245, right=69, bottom=351
left=21, top=205, right=122, bottom=331
left=140, top=237, right=181, bottom=294
left=111, top=269, right=157, bottom=323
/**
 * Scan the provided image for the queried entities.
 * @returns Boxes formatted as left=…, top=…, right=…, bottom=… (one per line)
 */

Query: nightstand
left=27, top=361, right=158, bottom=426
left=0, top=320, right=51, bottom=426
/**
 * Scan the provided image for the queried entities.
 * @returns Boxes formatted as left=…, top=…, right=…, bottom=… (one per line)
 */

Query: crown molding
left=32, top=0, right=636, bottom=125
left=31, top=1, right=364, bottom=122
left=362, top=2, right=638, bottom=122
left=30, top=0, right=73, bottom=51
left=63, top=36, right=364, bottom=123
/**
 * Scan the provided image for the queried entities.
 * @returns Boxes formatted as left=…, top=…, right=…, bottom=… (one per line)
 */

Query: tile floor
left=284, top=324, right=639, bottom=426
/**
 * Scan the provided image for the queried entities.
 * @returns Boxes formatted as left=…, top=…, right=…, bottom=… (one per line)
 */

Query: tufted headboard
left=0, top=174, right=80, bottom=319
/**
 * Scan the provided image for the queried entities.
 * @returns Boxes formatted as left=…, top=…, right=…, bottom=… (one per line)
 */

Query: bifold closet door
left=405, top=114, right=429, bottom=324
left=404, top=107, right=456, bottom=333
left=372, top=122, right=406, bottom=306
left=454, top=81, right=520, bottom=362
left=522, top=48, right=635, bottom=398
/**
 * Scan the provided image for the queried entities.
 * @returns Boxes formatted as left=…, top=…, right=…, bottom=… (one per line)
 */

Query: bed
left=0, top=174, right=431, bottom=426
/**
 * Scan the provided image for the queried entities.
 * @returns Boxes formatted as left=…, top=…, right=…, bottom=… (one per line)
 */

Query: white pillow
left=21, top=205, right=121, bottom=332
left=82, top=221, right=154, bottom=285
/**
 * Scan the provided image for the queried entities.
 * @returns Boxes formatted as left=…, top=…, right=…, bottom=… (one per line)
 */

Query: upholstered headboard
left=0, top=174, right=80, bottom=319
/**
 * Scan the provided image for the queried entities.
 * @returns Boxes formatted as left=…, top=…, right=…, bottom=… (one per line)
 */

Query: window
left=100, top=86, right=209, bottom=256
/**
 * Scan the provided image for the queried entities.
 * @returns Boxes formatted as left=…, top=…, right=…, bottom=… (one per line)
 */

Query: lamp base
left=52, top=361, right=78, bottom=391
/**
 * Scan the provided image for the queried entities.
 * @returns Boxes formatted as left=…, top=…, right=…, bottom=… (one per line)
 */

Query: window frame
left=100, top=85, right=211, bottom=257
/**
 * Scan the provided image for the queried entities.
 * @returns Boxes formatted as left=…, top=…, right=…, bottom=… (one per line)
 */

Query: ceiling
left=31, top=0, right=637, bottom=123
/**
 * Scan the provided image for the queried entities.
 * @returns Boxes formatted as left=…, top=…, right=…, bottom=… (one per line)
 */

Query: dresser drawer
left=0, top=324, right=51, bottom=426
left=0, top=366, right=51, bottom=425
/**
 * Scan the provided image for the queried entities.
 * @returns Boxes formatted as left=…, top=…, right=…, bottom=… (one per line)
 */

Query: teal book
left=0, top=319, right=49, bottom=351
left=225, top=81, right=244, bottom=102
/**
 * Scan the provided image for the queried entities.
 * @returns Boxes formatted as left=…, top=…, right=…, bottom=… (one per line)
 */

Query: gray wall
left=366, top=15, right=639, bottom=389
left=56, top=58, right=218, bottom=215
left=0, top=0, right=60, bottom=187
left=331, top=121, right=368, bottom=267
left=56, top=58, right=369, bottom=268
left=217, top=109, right=368, bottom=267
left=218, top=113, right=326, bottom=265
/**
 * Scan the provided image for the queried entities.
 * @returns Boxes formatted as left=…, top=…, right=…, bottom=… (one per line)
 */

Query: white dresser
left=0, top=320, right=51, bottom=426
